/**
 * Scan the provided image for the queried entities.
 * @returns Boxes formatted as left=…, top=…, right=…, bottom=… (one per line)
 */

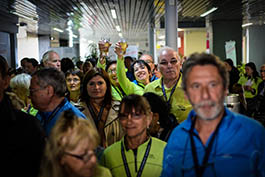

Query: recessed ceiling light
left=111, top=9, right=117, bottom=19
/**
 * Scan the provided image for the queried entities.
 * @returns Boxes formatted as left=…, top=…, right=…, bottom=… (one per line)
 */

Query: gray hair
left=182, top=52, right=229, bottom=91
left=157, top=46, right=180, bottom=62
left=32, top=68, right=66, bottom=97
left=10, top=73, right=31, bottom=91
left=42, top=50, right=58, bottom=63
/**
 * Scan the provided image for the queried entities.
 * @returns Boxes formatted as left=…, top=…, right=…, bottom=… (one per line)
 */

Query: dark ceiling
left=0, top=0, right=265, bottom=41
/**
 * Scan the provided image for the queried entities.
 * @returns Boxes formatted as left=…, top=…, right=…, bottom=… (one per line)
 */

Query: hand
left=98, top=40, right=111, bottom=56
left=114, top=42, right=123, bottom=59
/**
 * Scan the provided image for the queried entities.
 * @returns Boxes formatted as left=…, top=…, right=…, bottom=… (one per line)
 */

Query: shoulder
left=111, top=100, right=120, bottom=111
left=94, top=165, right=112, bottom=177
left=145, top=79, right=161, bottom=91
left=63, top=99, right=87, bottom=119
left=151, top=137, right=167, bottom=150
left=104, top=139, right=122, bottom=155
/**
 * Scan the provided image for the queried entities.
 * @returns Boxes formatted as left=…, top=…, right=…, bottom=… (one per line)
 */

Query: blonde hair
left=10, top=73, right=31, bottom=106
left=39, top=110, right=99, bottom=177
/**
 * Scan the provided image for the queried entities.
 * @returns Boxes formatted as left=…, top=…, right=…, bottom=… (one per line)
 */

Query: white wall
left=248, top=25, right=265, bottom=69
left=17, top=26, right=39, bottom=66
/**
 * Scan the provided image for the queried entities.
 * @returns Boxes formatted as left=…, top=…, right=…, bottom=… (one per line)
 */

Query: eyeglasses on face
left=119, top=112, right=145, bottom=120
left=159, top=59, right=179, bottom=66
left=64, top=149, right=95, bottom=163
left=260, top=70, right=265, bottom=73
left=107, top=69, right=116, bottom=74
left=66, top=78, right=80, bottom=83
left=29, top=86, right=47, bottom=95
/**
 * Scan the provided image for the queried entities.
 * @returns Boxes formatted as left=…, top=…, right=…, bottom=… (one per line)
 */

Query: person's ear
left=147, top=112, right=153, bottom=128
left=46, top=85, right=54, bottom=97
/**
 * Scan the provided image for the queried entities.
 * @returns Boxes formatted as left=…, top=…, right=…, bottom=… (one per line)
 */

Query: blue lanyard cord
left=121, top=138, right=152, bottom=177
left=161, top=74, right=181, bottom=107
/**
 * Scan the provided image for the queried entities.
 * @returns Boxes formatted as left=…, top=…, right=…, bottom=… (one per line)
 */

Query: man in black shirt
left=0, top=55, right=46, bottom=177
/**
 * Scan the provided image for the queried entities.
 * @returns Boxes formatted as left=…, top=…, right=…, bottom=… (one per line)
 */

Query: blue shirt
left=36, top=98, right=86, bottom=136
left=161, top=108, right=265, bottom=177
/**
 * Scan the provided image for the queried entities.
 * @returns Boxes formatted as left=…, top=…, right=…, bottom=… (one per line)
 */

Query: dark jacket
left=229, top=67, right=240, bottom=93
left=0, top=93, right=46, bottom=177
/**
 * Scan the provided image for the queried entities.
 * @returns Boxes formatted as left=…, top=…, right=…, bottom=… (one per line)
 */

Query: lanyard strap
left=87, top=102, right=106, bottom=128
left=137, top=83, right=145, bottom=89
left=43, top=98, right=66, bottom=129
left=121, top=138, right=152, bottom=177
left=161, top=75, right=180, bottom=107
left=189, top=116, right=224, bottom=177
left=113, top=85, right=126, bottom=97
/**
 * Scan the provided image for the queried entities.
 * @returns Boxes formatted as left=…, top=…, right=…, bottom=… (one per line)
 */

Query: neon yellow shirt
left=101, top=137, right=166, bottom=177
left=144, top=77, right=192, bottom=122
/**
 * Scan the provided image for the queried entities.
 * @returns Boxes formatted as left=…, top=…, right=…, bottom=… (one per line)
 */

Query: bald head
left=42, top=51, right=61, bottom=71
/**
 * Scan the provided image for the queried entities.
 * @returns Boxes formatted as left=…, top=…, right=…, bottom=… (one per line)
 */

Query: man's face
left=24, top=62, right=37, bottom=75
left=158, top=49, right=181, bottom=80
left=44, top=52, right=61, bottom=71
left=185, top=65, right=226, bottom=121
left=140, top=54, right=155, bottom=72
left=260, top=66, right=265, bottom=81
left=29, top=76, right=50, bottom=111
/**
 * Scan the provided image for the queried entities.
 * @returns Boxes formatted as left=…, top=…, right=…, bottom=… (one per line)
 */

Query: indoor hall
left=0, top=0, right=265, bottom=69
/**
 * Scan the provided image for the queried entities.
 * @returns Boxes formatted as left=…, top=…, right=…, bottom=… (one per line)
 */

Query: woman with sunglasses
left=100, top=94, right=166, bottom=177
left=39, top=110, right=112, bottom=177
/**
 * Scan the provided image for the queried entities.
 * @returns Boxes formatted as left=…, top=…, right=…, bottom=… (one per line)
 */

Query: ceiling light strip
left=200, top=7, right=218, bottom=17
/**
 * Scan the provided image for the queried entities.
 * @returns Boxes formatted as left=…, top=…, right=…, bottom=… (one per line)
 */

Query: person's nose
left=95, top=84, right=100, bottom=89
left=201, top=86, right=210, bottom=100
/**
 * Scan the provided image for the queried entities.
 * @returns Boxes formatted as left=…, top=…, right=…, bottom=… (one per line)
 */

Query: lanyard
left=161, top=75, right=180, bottom=107
left=189, top=116, right=224, bottom=177
left=137, top=83, right=145, bottom=89
left=87, top=102, right=106, bottom=128
left=121, top=138, right=152, bottom=177
left=113, top=85, right=126, bottom=98
left=43, top=98, right=66, bottom=130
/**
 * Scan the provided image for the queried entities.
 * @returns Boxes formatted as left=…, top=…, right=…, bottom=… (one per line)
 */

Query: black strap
left=161, top=74, right=180, bottom=107
left=189, top=116, right=224, bottom=177
left=137, top=83, right=145, bottom=89
left=113, top=85, right=126, bottom=97
left=87, top=102, right=106, bottom=128
left=43, top=98, right=67, bottom=129
left=121, top=138, right=152, bottom=177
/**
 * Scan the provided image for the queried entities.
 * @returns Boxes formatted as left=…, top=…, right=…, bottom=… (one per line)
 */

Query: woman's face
left=66, top=74, right=81, bottom=92
left=245, top=66, right=253, bottom=76
left=107, top=63, right=119, bottom=86
left=60, top=139, right=97, bottom=177
left=133, top=63, right=150, bottom=83
left=119, top=105, right=152, bottom=138
left=86, top=75, right=107, bottom=99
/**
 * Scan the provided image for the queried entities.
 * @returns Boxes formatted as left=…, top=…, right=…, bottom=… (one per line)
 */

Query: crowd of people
left=1, top=41, right=265, bottom=177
